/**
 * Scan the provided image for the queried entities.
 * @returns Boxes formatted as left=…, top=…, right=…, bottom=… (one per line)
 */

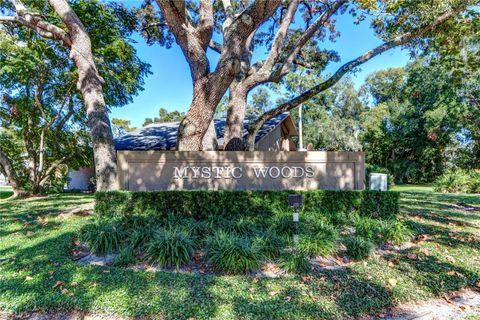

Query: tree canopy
left=0, top=0, right=150, bottom=195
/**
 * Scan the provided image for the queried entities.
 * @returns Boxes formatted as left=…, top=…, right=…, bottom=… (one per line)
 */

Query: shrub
left=253, top=232, right=285, bottom=260
left=299, top=220, right=339, bottom=257
left=95, top=190, right=400, bottom=220
left=80, top=220, right=122, bottom=255
left=269, top=212, right=296, bottom=236
left=114, top=245, right=137, bottom=267
left=205, top=231, right=261, bottom=274
left=344, top=237, right=374, bottom=260
left=354, top=217, right=382, bottom=242
left=298, top=234, right=338, bottom=257
left=434, top=170, right=480, bottom=194
left=145, top=227, right=195, bottom=269
left=280, top=251, right=311, bottom=274
left=379, top=220, right=414, bottom=245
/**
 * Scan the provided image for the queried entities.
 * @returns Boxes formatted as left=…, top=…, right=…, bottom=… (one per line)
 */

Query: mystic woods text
left=173, top=166, right=316, bottom=180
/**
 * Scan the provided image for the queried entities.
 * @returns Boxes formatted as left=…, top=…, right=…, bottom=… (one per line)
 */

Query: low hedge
left=95, top=190, right=399, bottom=220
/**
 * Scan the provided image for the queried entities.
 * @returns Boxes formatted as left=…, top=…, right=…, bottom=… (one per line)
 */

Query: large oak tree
left=141, top=0, right=476, bottom=151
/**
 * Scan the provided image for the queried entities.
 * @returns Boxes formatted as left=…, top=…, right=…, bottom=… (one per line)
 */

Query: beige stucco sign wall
left=117, top=151, right=365, bottom=191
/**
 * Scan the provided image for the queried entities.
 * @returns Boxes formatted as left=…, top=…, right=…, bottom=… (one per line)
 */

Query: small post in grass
left=288, top=194, right=303, bottom=245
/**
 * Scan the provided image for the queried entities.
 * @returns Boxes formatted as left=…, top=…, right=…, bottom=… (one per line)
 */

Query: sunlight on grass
left=0, top=191, right=479, bottom=319
left=392, top=184, right=434, bottom=193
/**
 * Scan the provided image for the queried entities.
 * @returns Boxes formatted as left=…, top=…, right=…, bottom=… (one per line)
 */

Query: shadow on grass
left=1, top=191, right=479, bottom=319
left=0, top=214, right=399, bottom=319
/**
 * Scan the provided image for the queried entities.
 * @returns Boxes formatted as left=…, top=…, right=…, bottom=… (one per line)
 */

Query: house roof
left=115, top=113, right=295, bottom=151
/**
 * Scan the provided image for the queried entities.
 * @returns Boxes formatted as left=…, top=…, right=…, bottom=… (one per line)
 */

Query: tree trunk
left=177, top=77, right=228, bottom=151
left=0, top=148, right=27, bottom=198
left=48, top=0, right=117, bottom=190
left=201, top=119, right=218, bottom=151
left=224, top=82, right=248, bottom=151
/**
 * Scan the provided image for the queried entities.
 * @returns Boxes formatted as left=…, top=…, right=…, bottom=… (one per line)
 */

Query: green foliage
left=354, top=217, right=382, bottom=242
left=205, top=231, right=261, bottom=274
left=280, top=251, right=311, bottom=274
left=434, top=170, right=480, bottom=194
left=79, top=220, right=122, bottom=255
left=298, top=234, right=338, bottom=257
left=286, top=77, right=366, bottom=152
left=143, top=107, right=185, bottom=127
left=145, top=227, right=195, bottom=269
left=252, top=232, right=286, bottom=260
left=355, top=217, right=414, bottom=245
left=0, top=0, right=149, bottom=194
left=344, top=237, right=374, bottom=260
left=298, top=219, right=339, bottom=257
left=95, top=190, right=400, bottom=221
left=379, top=220, right=414, bottom=245
left=114, top=245, right=137, bottom=267
left=111, top=118, right=137, bottom=138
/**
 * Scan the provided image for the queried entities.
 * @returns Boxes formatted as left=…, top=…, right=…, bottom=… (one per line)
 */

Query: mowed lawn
left=0, top=189, right=479, bottom=319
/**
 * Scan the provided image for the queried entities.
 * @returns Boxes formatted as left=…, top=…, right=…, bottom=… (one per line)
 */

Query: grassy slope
left=0, top=189, right=479, bottom=319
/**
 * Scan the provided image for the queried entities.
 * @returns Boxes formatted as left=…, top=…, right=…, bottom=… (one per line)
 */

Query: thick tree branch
left=209, top=40, right=223, bottom=54
left=262, top=0, right=299, bottom=71
left=4, top=0, right=72, bottom=46
left=245, top=4, right=465, bottom=151
left=155, top=0, right=209, bottom=80
left=274, top=0, right=347, bottom=79
left=0, top=16, right=17, bottom=23
left=39, top=154, right=72, bottom=187
left=0, top=145, right=23, bottom=194
left=196, top=0, right=214, bottom=49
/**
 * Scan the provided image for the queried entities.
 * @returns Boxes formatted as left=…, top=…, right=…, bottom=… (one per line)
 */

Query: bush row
left=80, top=209, right=413, bottom=274
left=434, top=169, right=480, bottom=194
left=95, top=190, right=400, bottom=220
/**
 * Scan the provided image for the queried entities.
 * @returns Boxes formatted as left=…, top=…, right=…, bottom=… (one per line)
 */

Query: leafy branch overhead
left=0, top=0, right=150, bottom=195
left=135, top=0, right=477, bottom=151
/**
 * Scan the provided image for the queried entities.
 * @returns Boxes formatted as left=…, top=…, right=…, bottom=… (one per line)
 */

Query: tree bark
left=0, top=147, right=27, bottom=198
left=223, top=81, right=248, bottom=150
left=201, top=119, right=218, bottom=151
left=48, top=0, right=117, bottom=190
left=156, top=0, right=281, bottom=151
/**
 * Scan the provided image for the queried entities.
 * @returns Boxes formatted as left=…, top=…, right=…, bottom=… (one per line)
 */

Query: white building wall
left=67, top=167, right=95, bottom=191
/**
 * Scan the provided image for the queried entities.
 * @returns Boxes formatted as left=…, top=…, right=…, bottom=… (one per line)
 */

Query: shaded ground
left=0, top=189, right=479, bottom=319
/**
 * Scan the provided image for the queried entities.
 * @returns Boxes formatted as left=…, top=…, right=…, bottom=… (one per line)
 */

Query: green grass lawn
left=0, top=187, right=13, bottom=199
left=392, top=184, right=434, bottom=193
left=0, top=188, right=479, bottom=319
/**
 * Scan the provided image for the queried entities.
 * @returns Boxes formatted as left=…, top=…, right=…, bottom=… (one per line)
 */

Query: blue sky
left=111, top=2, right=411, bottom=128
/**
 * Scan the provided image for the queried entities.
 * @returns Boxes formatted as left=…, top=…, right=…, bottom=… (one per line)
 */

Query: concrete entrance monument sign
left=117, top=151, right=365, bottom=191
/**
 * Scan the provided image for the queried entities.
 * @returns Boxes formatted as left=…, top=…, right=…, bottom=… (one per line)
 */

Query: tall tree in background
left=137, top=0, right=475, bottom=151
left=0, top=0, right=149, bottom=192
left=112, top=119, right=137, bottom=138
left=362, top=56, right=479, bottom=182
left=143, top=107, right=186, bottom=126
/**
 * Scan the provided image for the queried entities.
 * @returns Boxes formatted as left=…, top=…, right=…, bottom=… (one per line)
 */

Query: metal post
left=298, top=104, right=304, bottom=151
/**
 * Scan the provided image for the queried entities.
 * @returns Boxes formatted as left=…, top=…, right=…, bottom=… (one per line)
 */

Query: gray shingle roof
left=115, top=113, right=289, bottom=151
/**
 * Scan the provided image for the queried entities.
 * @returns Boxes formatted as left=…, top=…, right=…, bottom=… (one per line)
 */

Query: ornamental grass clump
left=145, top=227, right=195, bottom=269
left=205, top=231, right=261, bottom=274
left=114, top=245, right=137, bottom=267
left=354, top=217, right=382, bottom=243
left=379, top=220, right=414, bottom=245
left=253, top=232, right=286, bottom=260
left=298, top=220, right=339, bottom=257
left=344, top=237, right=374, bottom=260
left=280, top=251, right=311, bottom=274
left=80, top=220, right=122, bottom=255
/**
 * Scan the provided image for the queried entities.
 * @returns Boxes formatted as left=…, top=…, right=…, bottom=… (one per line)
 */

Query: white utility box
left=370, top=173, right=388, bottom=191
